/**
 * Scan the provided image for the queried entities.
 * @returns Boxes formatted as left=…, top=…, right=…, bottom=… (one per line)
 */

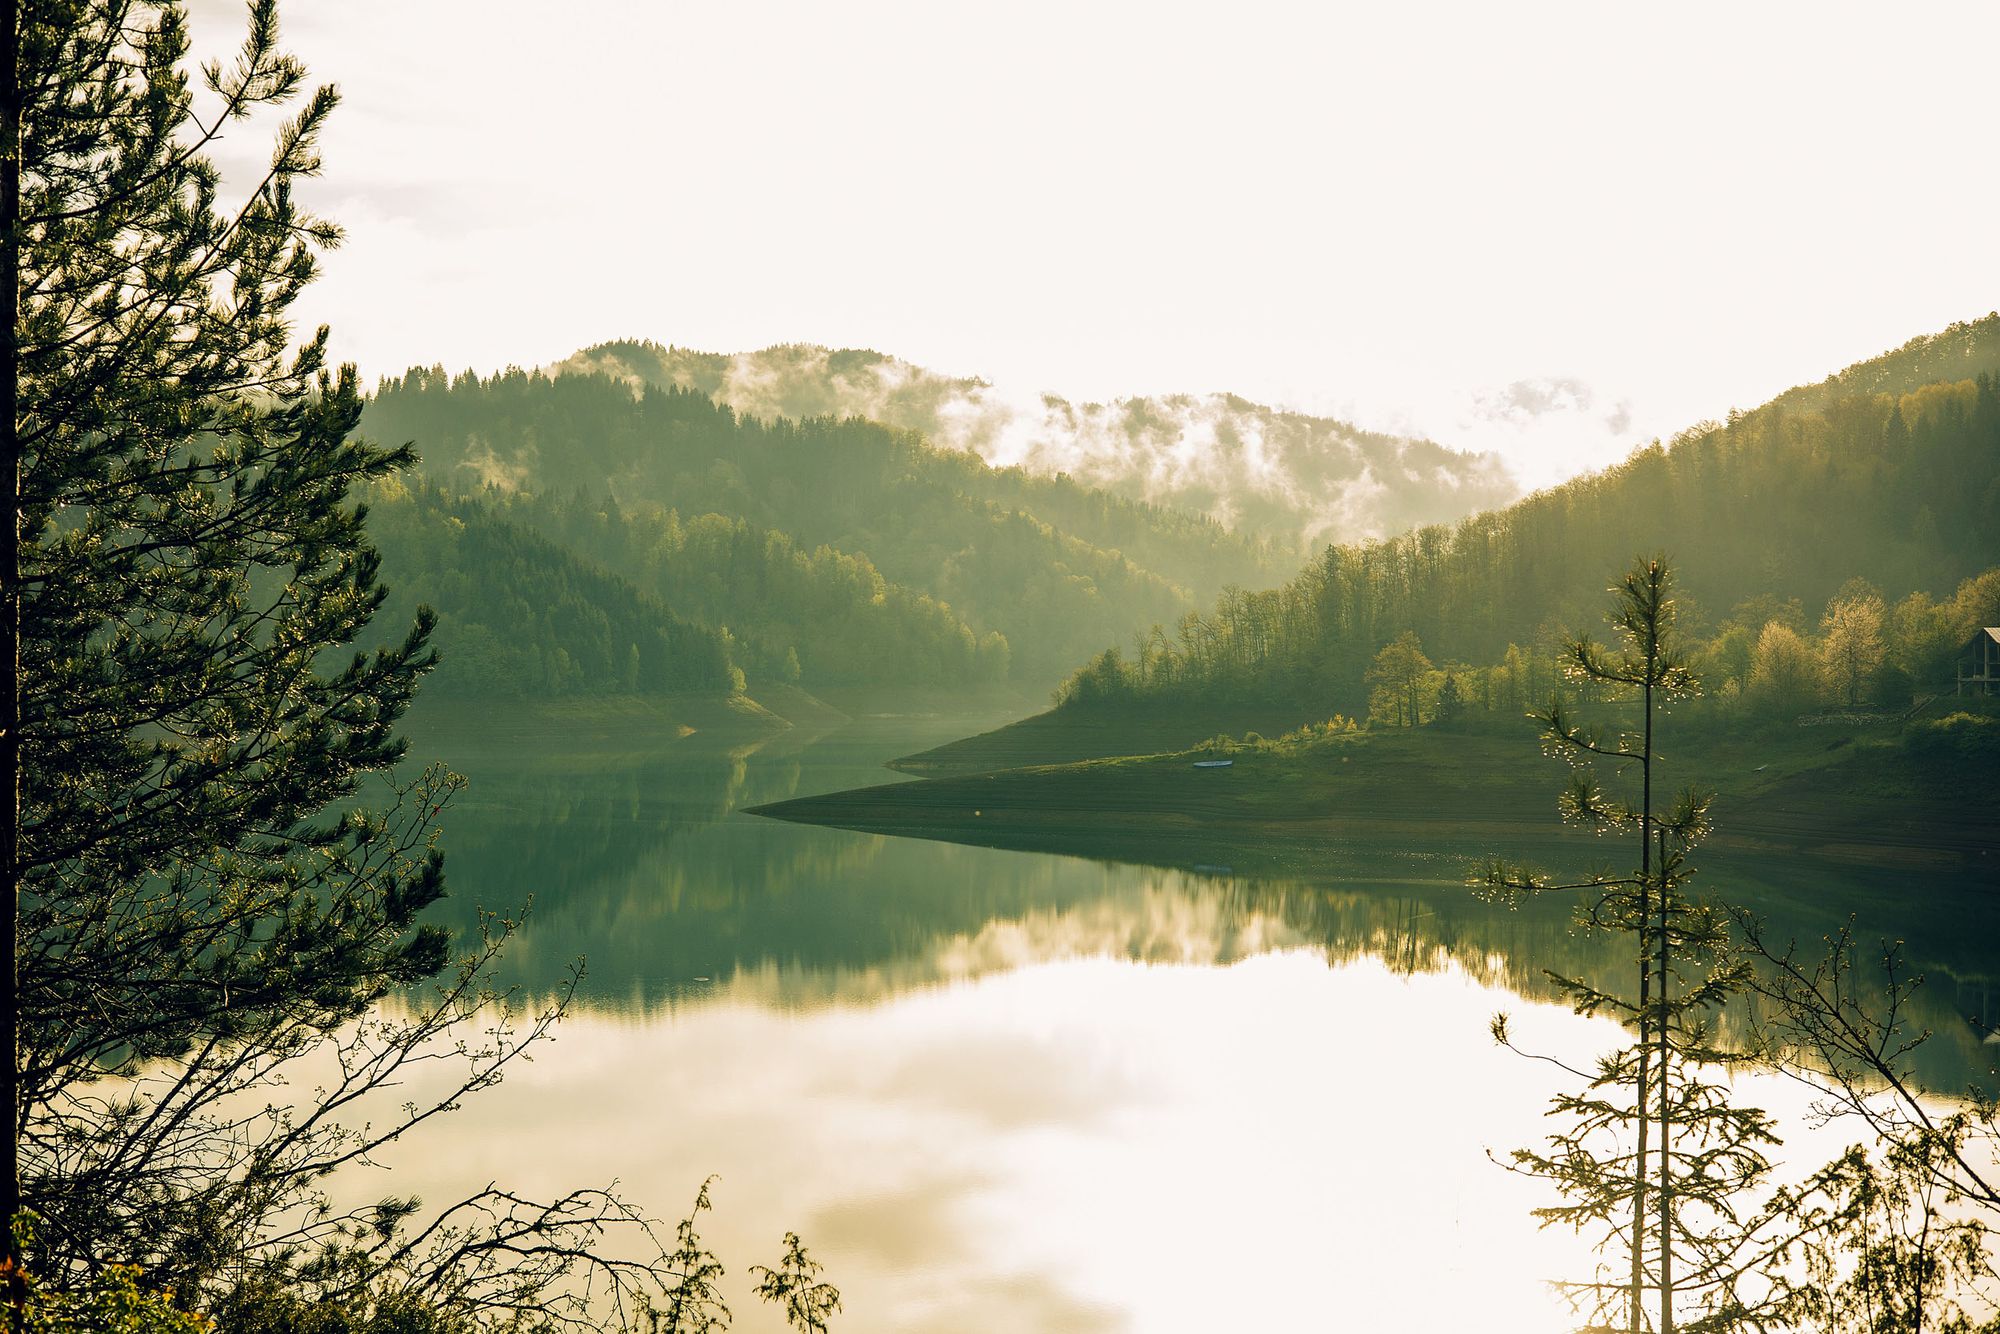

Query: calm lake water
left=377, top=702, right=1998, bottom=1332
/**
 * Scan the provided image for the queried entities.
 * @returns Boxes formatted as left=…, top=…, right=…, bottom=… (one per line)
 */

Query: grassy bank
left=891, top=700, right=1339, bottom=774
left=758, top=715, right=1998, bottom=880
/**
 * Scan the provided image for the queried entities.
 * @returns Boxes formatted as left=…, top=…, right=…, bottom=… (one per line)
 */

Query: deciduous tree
left=1733, top=918, right=2000, bottom=1330
left=1746, top=621, right=1821, bottom=719
left=1820, top=592, right=1887, bottom=708
left=1365, top=630, right=1432, bottom=727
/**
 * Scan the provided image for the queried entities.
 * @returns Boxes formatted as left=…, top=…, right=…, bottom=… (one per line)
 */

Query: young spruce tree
left=1480, top=558, right=1784, bottom=1334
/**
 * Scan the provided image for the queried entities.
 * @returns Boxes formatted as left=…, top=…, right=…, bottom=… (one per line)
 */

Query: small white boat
left=1192, top=759, right=1233, bottom=768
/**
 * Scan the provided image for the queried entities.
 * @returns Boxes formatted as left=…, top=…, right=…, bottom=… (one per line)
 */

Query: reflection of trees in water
left=420, top=727, right=809, bottom=911
left=411, top=730, right=1998, bottom=1091
left=1274, top=876, right=1995, bottom=1094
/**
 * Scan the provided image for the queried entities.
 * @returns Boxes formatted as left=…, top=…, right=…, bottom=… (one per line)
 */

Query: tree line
left=1054, top=343, right=2000, bottom=724
left=364, top=480, right=1012, bottom=697
left=1368, top=569, right=2000, bottom=729
left=362, top=365, right=1287, bottom=687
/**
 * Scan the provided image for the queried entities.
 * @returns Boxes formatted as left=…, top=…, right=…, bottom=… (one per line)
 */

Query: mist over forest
left=361, top=363, right=1293, bottom=692
left=549, top=339, right=1520, bottom=545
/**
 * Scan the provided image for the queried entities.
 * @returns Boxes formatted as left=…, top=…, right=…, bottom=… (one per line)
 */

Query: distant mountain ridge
left=1037, top=311, right=2000, bottom=721
left=546, top=341, right=1519, bottom=545
left=361, top=369, right=1293, bottom=690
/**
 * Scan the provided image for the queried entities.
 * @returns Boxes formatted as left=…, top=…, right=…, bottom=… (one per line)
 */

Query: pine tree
left=753, top=1234, right=842, bottom=1334
left=9, top=0, right=457, bottom=1271
left=1435, top=671, right=1464, bottom=725
left=5, top=3, right=705, bottom=1318
left=1481, top=558, right=1782, bottom=1333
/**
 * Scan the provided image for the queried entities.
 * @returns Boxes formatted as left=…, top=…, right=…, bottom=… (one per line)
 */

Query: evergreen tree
left=1434, top=671, right=1464, bottom=725
left=10, top=0, right=444, bottom=1261
left=1481, top=559, right=1781, bottom=1333
left=6, top=2, right=712, bottom=1319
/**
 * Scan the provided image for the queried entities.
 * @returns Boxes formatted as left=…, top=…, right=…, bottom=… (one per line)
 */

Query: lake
left=377, top=701, right=1998, bottom=1332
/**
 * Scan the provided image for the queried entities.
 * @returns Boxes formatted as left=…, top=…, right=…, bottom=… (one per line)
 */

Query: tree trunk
left=3, top=0, right=21, bottom=1265
left=1633, top=674, right=1653, bottom=1334
left=1657, top=822, right=1673, bottom=1334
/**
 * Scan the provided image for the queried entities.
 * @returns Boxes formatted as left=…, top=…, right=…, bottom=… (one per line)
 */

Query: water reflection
left=379, top=705, right=1997, bottom=1332
left=406, top=706, right=1996, bottom=1091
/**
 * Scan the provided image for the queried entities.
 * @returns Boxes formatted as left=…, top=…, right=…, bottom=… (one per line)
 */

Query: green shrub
left=1903, top=711, right=2000, bottom=770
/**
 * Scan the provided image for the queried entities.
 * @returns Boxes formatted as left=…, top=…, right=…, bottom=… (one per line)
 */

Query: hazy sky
left=192, top=0, right=1999, bottom=489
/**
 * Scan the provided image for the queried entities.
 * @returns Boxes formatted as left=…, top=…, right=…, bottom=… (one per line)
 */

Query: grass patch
left=756, top=714, right=1998, bottom=879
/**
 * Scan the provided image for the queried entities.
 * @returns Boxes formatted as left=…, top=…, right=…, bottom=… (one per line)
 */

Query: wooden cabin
left=1957, top=627, right=2000, bottom=696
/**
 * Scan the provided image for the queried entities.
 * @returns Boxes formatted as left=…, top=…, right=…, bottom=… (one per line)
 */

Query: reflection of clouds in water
left=820, top=1031, right=1148, bottom=1134
left=917, top=1273, right=1132, bottom=1333
left=367, top=944, right=2000, bottom=1333
left=807, top=1173, right=988, bottom=1266
left=381, top=715, right=2000, bottom=1328
left=802, top=1176, right=1133, bottom=1330
left=373, top=953, right=1599, bottom=1332
left=509, top=826, right=1993, bottom=1096
left=423, top=719, right=1997, bottom=1093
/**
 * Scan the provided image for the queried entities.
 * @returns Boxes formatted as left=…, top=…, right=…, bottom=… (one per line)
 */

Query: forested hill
left=1763, top=316, right=2000, bottom=417
left=367, top=480, right=740, bottom=699
left=362, top=368, right=1291, bottom=687
left=547, top=340, right=1518, bottom=545
left=367, top=482, right=1012, bottom=696
left=1050, top=314, right=2000, bottom=719
left=476, top=489, right=1013, bottom=688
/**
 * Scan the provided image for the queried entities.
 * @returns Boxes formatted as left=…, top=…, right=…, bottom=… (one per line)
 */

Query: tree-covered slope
left=367, top=481, right=740, bottom=698
left=1048, top=315, right=2000, bottom=718
left=362, top=369, right=1290, bottom=687
left=1763, top=315, right=2000, bottom=416
left=486, top=490, right=1012, bottom=688
left=550, top=339, right=1519, bottom=544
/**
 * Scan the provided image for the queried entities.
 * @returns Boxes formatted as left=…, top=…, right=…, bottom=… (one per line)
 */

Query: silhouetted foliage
left=1480, top=560, right=1783, bottom=1333
left=10, top=2, right=821, bottom=1327
left=1734, top=919, right=2000, bottom=1331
